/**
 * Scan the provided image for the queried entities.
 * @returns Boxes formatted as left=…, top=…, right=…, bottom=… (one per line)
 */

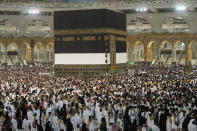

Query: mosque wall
left=0, top=14, right=54, bottom=65
left=0, top=14, right=53, bottom=34
left=1, top=11, right=197, bottom=66
left=127, top=12, right=197, bottom=33
left=0, top=37, right=54, bottom=65
left=127, top=33, right=197, bottom=65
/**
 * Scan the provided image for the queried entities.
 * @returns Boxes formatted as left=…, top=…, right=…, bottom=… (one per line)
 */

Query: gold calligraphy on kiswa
left=82, top=36, right=96, bottom=41
left=62, top=37, right=75, bottom=41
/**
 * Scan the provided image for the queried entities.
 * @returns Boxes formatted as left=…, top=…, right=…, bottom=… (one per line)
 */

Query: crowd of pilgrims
left=0, top=64, right=196, bottom=131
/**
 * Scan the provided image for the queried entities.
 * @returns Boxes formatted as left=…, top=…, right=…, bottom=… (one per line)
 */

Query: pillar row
left=172, top=47, right=176, bottom=64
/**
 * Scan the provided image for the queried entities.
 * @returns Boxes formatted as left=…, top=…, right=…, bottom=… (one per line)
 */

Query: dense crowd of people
left=0, top=64, right=196, bottom=131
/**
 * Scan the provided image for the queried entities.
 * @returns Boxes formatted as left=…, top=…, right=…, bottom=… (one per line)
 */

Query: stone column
left=25, top=49, right=32, bottom=63
left=127, top=41, right=134, bottom=64
left=144, top=45, right=147, bottom=63
left=172, top=47, right=176, bottom=65
left=144, top=44, right=151, bottom=65
left=185, top=45, right=192, bottom=65
left=39, top=51, right=42, bottom=63
left=2, top=51, right=5, bottom=64
left=183, top=40, right=191, bottom=65
left=5, top=51, right=8, bottom=65
left=44, top=49, right=47, bottom=63
left=128, top=47, right=134, bottom=66
left=134, top=50, right=137, bottom=62
left=109, top=35, right=116, bottom=72
left=51, top=51, right=54, bottom=64
left=30, top=40, right=35, bottom=64
left=157, top=49, right=160, bottom=64
left=48, top=51, right=51, bottom=62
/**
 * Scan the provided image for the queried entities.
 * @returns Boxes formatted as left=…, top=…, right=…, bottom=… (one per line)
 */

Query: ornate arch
left=34, top=42, right=45, bottom=49
left=146, top=41, right=157, bottom=62
left=7, top=42, right=18, bottom=51
left=173, top=40, right=186, bottom=49
left=133, top=41, right=144, bottom=48
left=160, top=40, right=172, bottom=49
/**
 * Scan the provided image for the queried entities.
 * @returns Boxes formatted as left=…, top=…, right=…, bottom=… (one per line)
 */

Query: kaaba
left=54, top=9, right=127, bottom=76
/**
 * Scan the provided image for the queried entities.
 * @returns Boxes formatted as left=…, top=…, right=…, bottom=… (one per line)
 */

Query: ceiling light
left=176, top=5, right=186, bottom=11
left=28, top=9, right=40, bottom=14
left=136, top=8, right=148, bottom=12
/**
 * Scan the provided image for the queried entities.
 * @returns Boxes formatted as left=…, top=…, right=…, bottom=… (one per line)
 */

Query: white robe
left=188, top=119, right=197, bottom=131
left=59, top=120, right=65, bottom=131
left=27, top=111, right=33, bottom=121
left=83, top=109, right=91, bottom=124
left=89, top=121, right=95, bottom=131
left=103, top=110, right=109, bottom=127
left=12, top=118, right=18, bottom=131
left=52, top=115, right=59, bottom=131
left=171, top=116, right=178, bottom=130
left=96, top=110, right=103, bottom=125
left=147, top=117, right=154, bottom=128
left=72, top=114, right=82, bottom=130
left=178, top=115, right=185, bottom=131
left=22, top=119, right=30, bottom=131
left=117, top=118, right=124, bottom=131
left=166, top=118, right=172, bottom=131
left=151, top=125, right=160, bottom=131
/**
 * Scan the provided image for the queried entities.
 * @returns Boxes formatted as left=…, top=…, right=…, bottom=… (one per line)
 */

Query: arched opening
left=174, top=41, right=186, bottom=65
left=159, top=41, right=172, bottom=64
left=188, top=41, right=197, bottom=65
left=46, top=45, right=51, bottom=62
left=34, top=44, right=39, bottom=63
left=34, top=42, right=45, bottom=63
left=146, top=41, right=159, bottom=63
left=7, top=42, right=18, bottom=65
left=133, top=41, right=144, bottom=63
left=18, top=42, right=31, bottom=65
left=46, top=42, right=54, bottom=63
